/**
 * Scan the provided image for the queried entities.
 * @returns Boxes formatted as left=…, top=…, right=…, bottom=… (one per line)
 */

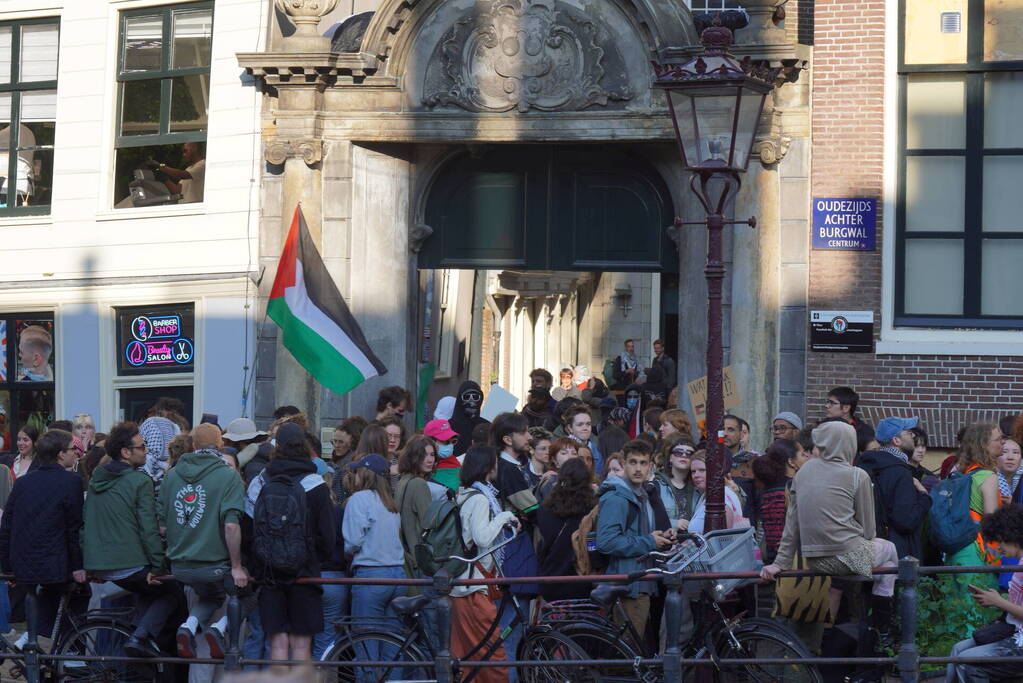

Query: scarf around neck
left=471, top=480, right=506, bottom=567
left=998, top=470, right=1022, bottom=499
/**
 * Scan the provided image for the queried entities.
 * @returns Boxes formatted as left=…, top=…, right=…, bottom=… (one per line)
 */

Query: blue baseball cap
left=349, top=453, right=390, bottom=477
left=876, top=416, right=919, bottom=444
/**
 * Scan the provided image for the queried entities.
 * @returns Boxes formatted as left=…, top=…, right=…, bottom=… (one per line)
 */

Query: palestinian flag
left=268, top=206, right=387, bottom=395
left=431, top=456, right=462, bottom=492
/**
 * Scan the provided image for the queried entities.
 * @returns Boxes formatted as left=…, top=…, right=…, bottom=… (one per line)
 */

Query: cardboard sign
left=810, top=310, right=874, bottom=353
left=481, top=383, right=519, bottom=422
left=812, top=198, right=876, bottom=250
left=686, top=366, right=741, bottom=426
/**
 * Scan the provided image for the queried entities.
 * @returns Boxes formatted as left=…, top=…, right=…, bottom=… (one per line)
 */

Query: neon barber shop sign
left=117, top=305, right=195, bottom=375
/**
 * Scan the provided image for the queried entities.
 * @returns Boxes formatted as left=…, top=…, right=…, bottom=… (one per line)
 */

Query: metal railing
left=4, top=560, right=1020, bottom=682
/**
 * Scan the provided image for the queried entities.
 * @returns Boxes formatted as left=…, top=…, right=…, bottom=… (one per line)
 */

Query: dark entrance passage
left=418, top=145, right=680, bottom=408
left=419, top=146, right=677, bottom=273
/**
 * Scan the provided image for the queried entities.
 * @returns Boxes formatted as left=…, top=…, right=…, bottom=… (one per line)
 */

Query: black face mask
left=461, top=389, right=482, bottom=417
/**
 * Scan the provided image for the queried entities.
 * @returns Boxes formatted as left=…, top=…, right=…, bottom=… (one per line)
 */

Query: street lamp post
left=654, top=19, right=777, bottom=533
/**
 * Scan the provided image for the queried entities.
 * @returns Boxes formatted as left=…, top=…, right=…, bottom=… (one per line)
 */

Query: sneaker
left=124, top=635, right=160, bottom=659
left=204, top=624, right=227, bottom=660
left=176, top=627, right=197, bottom=659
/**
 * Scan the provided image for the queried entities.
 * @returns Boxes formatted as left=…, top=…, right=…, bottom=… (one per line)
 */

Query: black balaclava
left=451, top=380, right=486, bottom=456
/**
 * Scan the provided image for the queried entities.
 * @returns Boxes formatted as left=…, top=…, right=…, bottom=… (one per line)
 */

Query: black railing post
left=433, top=570, right=454, bottom=683
left=897, top=557, right=919, bottom=683
left=662, top=573, right=684, bottom=683
left=23, top=586, right=40, bottom=683
left=223, top=574, right=242, bottom=672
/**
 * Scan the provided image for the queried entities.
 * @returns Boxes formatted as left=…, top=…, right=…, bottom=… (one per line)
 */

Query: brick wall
left=806, top=0, right=1023, bottom=446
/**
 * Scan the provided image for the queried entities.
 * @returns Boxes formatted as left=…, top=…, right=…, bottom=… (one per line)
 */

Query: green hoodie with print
left=158, top=450, right=245, bottom=568
left=83, top=461, right=166, bottom=573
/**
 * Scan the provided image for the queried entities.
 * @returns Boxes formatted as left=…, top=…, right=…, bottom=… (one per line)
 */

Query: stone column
left=239, top=0, right=339, bottom=428
left=734, top=0, right=788, bottom=52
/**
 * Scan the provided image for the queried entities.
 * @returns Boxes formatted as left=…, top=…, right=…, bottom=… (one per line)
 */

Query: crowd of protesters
left=0, top=366, right=1019, bottom=682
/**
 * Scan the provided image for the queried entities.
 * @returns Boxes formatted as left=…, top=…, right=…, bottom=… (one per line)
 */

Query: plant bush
left=915, top=575, right=1000, bottom=670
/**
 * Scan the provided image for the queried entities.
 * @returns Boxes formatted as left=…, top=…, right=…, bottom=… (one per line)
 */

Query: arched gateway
left=240, top=0, right=801, bottom=437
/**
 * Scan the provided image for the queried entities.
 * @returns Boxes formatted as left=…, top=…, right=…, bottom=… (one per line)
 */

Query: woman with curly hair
left=536, top=458, right=596, bottom=602
left=947, top=423, right=1003, bottom=589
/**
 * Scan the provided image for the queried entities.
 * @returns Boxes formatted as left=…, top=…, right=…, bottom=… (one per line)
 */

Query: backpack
left=414, top=489, right=479, bottom=577
left=252, top=474, right=309, bottom=577
left=571, top=500, right=638, bottom=576
left=602, top=358, right=616, bottom=388
left=928, top=469, right=980, bottom=554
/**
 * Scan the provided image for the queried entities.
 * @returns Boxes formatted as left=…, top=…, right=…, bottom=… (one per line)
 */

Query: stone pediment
left=422, top=0, right=632, bottom=113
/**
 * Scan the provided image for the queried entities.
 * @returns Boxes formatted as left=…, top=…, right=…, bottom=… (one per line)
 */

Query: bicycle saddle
left=391, top=593, right=433, bottom=616
left=590, top=583, right=630, bottom=607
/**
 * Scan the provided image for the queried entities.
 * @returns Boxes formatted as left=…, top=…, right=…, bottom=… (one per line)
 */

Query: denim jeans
left=171, top=562, right=230, bottom=629
left=497, top=595, right=524, bottom=683
left=351, top=566, right=403, bottom=683
left=243, top=603, right=268, bottom=670
left=0, top=582, right=10, bottom=633
left=947, top=635, right=1023, bottom=682
left=313, top=570, right=350, bottom=660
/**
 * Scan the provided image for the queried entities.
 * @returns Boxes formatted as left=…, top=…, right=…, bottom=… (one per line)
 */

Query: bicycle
left=320, top=529, right=600, bottom=683
left=0, top=582, right=157, bottom=682
left=540, top=529, right=824, bottom=682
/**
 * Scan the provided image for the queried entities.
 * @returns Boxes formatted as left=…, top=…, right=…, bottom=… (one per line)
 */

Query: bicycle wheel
left=715, top=621, right=824, bottom=683
left=321, top=630, right=432, bottom=683
left=517, top=628, right=603, bottom=683
left=55, top=620, right=155, bottom=682
left=545, top=625, right=649, bottom=682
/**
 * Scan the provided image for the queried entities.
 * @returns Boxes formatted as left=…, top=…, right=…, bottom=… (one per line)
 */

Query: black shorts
left=258, top=583, right=324, bottom=636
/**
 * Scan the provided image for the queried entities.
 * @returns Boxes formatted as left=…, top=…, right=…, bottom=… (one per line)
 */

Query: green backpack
left=414, top=490, right=480, bottom=577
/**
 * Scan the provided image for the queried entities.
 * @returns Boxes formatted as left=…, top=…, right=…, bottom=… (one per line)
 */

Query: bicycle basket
left=689, top=527, right=762, bottom=601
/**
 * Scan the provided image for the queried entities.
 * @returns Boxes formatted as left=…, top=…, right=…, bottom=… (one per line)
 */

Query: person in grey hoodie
left=760, top=420, right=898, bottom=619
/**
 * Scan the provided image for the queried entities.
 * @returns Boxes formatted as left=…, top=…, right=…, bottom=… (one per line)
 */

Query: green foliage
left=915, top=575, right=1000, bottom=670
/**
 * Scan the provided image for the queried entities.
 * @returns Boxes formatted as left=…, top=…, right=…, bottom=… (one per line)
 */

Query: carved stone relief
left=423, top=0, right=633, bottom=113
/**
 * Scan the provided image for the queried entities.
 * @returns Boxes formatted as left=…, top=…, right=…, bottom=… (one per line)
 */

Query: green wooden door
left=420, top=146, right=676, bottom=272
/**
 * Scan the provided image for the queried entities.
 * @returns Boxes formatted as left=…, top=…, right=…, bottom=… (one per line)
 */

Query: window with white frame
left=0, top=18, right=58, bottom=216
left=896, top=0, right=1023, bottom=328
left=113, top=2, right=212, bottom=209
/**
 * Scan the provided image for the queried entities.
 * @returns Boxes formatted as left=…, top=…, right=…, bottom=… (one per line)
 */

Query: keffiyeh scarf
left=471, top=480, right=507, bottom=568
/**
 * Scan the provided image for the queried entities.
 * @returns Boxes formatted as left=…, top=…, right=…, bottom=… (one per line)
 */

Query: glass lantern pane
left=982, top=239, right=1023, bottom=315
left=904, top=239, right=964, bottom=315
left=985, top=0, right=1023, bottom=61
left=904, top=0, right=968, bottom=65
left=666, top=90, right=700, bottom=168
left=732, top=90, right=765, bottom=169
left=905, top=156, right=965, bottom=231
left=906, top=75, right=965, bottom=149
left=692, top=91, right=738, bottom=167
left=123, top=14, right=163, bottom=73
left=982, top=156, right=1023, bottom=232
left=984, top=72, right=1023, bottom=148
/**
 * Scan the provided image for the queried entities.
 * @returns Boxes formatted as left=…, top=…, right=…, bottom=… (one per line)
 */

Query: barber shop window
left=0, top=314, right=56, bottom=452
left=113, top=3, right=212, bottom=209
left=0, top=18, right=59, bottom=216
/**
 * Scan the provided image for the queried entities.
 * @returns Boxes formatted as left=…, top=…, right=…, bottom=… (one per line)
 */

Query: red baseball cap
left=424, top=419, right=459, bottom=441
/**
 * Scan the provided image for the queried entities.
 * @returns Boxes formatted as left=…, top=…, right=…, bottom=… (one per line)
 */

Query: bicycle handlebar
left=627, top=532, right=709, bottom=581
left=442, top=525, right=520, bottom=565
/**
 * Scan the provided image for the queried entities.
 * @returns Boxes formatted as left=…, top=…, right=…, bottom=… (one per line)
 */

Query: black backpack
left=253, top=474, right=309, bottom=578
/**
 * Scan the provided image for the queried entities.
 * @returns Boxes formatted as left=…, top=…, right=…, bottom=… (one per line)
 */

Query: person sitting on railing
left=83, top=421, right=186, bottom=660
left=759, top=420, right=898, bottom=624
left=946, top=503, right=1023, bottom=683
